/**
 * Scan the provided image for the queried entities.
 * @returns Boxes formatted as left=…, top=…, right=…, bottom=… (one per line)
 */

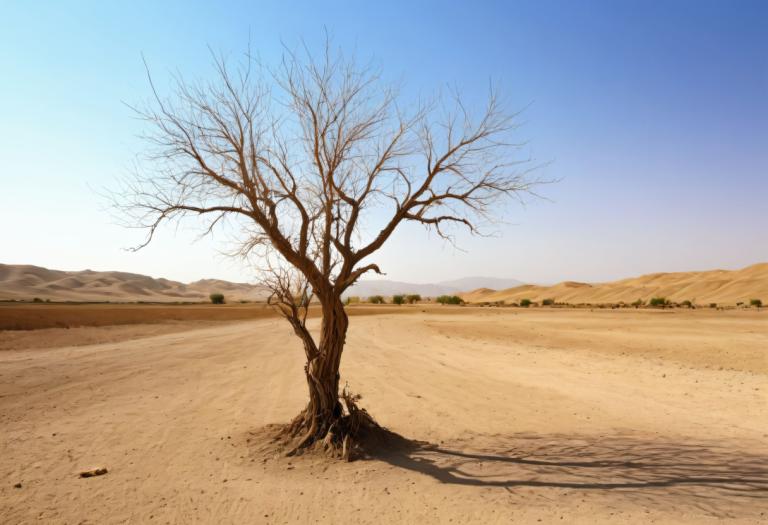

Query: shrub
left=542, top=298, right=554, bottom=306
left=649, top=297, right=668, bottom=307
left=392, top=294, right=405, bottom=305
left=345, top=296, right=361, bottom=305
left=368, top=295, right=385, bottom=304
left=631, top=299, right=643, bottom=308
left=709, top=303, right=717, bottom=308
left=32, top=297, right=43, bottom=303
left=209, top=293, right=225, bottom=304
left=750, top=298, right=763, bottom=308
left=436, top=295, right=463, bottom=305
left=520, top=298, right=532, bottom=307
left=405, top=294, right=421, bottom=304
left=680, top=300, right=693, bottom=308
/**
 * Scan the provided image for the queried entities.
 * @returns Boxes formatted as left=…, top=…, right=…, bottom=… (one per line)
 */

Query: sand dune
left=0, top=264, right=270, bottom=303
left=462, top=263, right=768, bottom=305
left=1, top=309, right=766, bottom=523
left=4, top=262, right=766, bottom=306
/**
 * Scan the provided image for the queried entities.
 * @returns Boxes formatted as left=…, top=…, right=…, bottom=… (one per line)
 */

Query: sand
left=4, top=262, right=767, bottom=307
left=0, top=264, right=270, bottom=303
left=462, top=263, right=768, bottom=306
left=1, top=308, right=766, bottom=523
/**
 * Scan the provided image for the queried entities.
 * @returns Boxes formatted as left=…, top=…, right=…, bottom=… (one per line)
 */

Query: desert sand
left=1, top=307, right=766, bottom=524
left=0, top=264, right=270, bottom=303
left=462, top=263, right=768, bottom=306
left=5, top=263, right=767, bottom=308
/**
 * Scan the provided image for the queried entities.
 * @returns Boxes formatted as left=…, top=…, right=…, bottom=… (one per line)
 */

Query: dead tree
left=121, top=43, right=539, bottom=457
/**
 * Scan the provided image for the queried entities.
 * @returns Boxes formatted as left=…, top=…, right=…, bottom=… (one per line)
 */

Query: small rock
left=79, top=467, right=108, bottom=478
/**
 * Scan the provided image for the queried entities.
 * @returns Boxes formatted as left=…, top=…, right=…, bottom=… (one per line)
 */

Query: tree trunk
left=293, top=295, right=349, bottom=449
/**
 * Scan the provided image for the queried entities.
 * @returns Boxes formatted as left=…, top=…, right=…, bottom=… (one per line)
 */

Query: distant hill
left=0, top=264, right=270, bottom=303
left=345, top=276, right=523, bottom=299
left=460, top=264, right=768, bottom=306
left=5, top=262, right=764, bottom=306
left=0, top=264, right=521, bottom=303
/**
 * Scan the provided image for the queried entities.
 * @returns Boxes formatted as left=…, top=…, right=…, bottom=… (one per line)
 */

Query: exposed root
left=253, top=387, right=408, bottom=462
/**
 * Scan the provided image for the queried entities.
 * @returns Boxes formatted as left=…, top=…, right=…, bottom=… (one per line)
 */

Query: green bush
left=368, top=295, right=385, bottom=304
left=649, top=297, right=668, bottom=307
left=392, top=294, right=405, bottom=305
left=520, top=298, right=532, bottom=307
left=436, top=295, right=463, bottom=305
left=209, top=293, right=225, bottom=304
left=750, top=298, right=763, bottom=308
left=680, top=300, right=693, bottom=308
left=405, top=294, right=421, bottom=304
left=542, top=298, right=554, bottom=306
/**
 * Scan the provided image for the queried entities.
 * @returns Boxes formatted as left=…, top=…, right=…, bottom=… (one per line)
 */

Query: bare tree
left=121, top=42, right=540, bottom=458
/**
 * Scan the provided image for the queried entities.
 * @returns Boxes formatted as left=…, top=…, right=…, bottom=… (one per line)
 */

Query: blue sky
left=1, top=0, right=766, bottom=284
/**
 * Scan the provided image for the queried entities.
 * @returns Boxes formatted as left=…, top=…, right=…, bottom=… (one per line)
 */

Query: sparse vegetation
left=209, top=293, right=225, bottom=304
left=32, top=297, right=43, bottom=303
left=709, top=303, right=717, bottom=308
left=368, top=295, right=385, bottom=304
left=680, top=300, right=693, bottom=308
left=649, top=297, right=669, bottom=307
left=750, top=299, right=762, bottom=308
left=405, top=294, right=421, bottom=304
left=436, top=295, right=463, bottom=305
left=632, top=299, right=644, bottom=308
left=520, top=298, right=532, bottom=307
left=392, top=294, right=405, bottom=305
left=344, top=296, right=361, bottom=306
left=542, top=298, right=554, bottom=306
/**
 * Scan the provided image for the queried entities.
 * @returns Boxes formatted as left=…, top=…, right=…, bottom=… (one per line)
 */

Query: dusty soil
left=0, top=302, right=422, bottom=331
left=1, top=308, right=766, bottom=523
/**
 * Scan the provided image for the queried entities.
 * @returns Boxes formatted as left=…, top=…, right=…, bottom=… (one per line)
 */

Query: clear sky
left=1, top=0, right=766, bottom=285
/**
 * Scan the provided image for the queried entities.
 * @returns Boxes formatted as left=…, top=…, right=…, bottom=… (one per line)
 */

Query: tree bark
left=294, top=295, right=349, bottom=448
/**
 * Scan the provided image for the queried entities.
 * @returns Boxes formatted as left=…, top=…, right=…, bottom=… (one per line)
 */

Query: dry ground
left=0, top=302, right=418, bottom=331
left=1, top=307, right=766, bottom=524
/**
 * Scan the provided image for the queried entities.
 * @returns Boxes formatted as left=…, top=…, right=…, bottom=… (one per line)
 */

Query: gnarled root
left=283, top=387, right=380, bottom=461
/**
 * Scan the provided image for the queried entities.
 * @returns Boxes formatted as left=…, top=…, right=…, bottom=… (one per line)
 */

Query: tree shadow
left=371, top=431, right=768, bottom=517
